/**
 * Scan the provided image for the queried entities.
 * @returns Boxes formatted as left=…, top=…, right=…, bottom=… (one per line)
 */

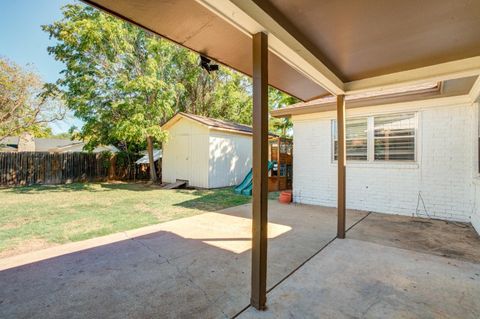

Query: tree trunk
left=146, top=135, right=157, bottom=183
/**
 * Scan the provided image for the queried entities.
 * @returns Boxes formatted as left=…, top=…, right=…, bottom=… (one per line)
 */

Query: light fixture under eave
left=200, top=55, right=219, bottom=73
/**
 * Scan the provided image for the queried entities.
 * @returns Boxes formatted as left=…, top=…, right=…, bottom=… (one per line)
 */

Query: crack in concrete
left=233, top=212, right=373, bottom=318
left=126, top=234, right=230, bottom=318
left=123, top=233, right=169, bottom=267
left=122, top=212, right=374, bottom=319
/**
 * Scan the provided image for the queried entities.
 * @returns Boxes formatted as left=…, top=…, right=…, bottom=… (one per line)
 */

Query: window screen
left=374, top=113, right=415, bottom=161
left=333, top=117, right=368, bottom=161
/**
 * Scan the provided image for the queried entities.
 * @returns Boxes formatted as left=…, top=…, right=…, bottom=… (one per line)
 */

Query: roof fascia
left=196, top=0, right=345, bottom=96
left=345, top=56, right=480, bottom=95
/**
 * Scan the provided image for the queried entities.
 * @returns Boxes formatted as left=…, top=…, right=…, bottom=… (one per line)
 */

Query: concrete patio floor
left=0, top=201, right=479, bottom=318
left=239, top=238, right=480, bottom=319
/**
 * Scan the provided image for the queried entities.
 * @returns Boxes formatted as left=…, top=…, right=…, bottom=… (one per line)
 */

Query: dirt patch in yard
left=0, top=223, right=19, bottom=231
left=62, top=219, right=104, bottom=237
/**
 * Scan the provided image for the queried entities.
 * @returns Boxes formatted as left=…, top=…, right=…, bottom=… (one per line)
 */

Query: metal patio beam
left=251, top=32, right=269, bottom=310
left=337, top=95, right=346, bottom=239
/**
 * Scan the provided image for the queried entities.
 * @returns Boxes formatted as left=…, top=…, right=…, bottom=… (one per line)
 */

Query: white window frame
left=332, top=112, right=417, bottom=163
left=331, top=116, right=369, bottom=162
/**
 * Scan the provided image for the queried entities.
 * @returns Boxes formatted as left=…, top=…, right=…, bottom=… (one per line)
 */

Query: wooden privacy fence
left=0, top=152, right=150, bottom=186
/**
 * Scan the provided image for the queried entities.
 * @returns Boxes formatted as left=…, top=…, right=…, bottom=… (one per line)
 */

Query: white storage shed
left=161, top=113, right=253, bottom=188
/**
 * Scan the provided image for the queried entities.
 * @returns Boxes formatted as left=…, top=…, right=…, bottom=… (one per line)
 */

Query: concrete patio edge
left=0, top=203, right=251, bottom=271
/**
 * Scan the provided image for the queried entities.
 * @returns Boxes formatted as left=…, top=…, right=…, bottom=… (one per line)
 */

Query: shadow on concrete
left=0, top=202, right=367, bottom=319
left=6, top=198, right=477, bottom=319
left=0, top=231, right=251, bottom=319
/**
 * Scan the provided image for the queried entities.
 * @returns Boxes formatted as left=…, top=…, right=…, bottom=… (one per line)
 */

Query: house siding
left=162, top=118, right=210, bottom=188
left=471, top=102, right=480, bottom=234
left=472, top=181, right=480, bottom=234
left=292, top=98, right=476, bottom=224
left=208, top=130, right=252, bottom=188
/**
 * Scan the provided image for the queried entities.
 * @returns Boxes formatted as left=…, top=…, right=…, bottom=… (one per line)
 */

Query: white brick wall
left=472, top=181, right=480, bottom=234
left=292, top=98, right=476, bottom=224
left=471, top=103, right=480, bottom=234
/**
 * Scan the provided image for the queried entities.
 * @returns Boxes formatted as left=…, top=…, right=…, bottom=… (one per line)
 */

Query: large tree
left=44, top=4, right=185, bottom=182
left=173, top=50, right=253, bottom=125
left=43, top=4, right=255, bottom=182
left=0, top=57, right=64, bottom=142
left=269, top=87, right=299, bottom=137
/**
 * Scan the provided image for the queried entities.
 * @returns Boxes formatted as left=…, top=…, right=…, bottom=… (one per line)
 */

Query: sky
left=0, top=0, right=82, bottom=134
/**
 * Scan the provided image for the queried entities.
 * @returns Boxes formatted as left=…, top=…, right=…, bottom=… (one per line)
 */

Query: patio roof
left=83, top=0, right=480, bottom=100
left=79, top=0, right=480, bottom=311
left=81, top=0, right=329, bottom=101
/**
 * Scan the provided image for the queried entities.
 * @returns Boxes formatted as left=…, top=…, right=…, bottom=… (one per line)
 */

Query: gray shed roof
left=179, top=113, right=255, bottom=135
left=164, top=112, right=278, bottom=137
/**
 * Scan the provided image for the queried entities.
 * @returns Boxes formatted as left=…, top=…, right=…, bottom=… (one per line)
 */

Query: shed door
left=176, top=135, right=190, bottom=181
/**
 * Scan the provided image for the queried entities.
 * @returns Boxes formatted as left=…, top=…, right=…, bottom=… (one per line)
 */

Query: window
left=332, top=113, right=416, bottom=162
left=374, top=113, right=415, bottom=161
left=279, top=164, right=287, bottom=177
left=333, top=117, right=368, bottom=160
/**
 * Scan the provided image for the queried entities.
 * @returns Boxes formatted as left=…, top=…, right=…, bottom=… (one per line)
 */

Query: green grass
left=0, top=183, right=251, bottom=258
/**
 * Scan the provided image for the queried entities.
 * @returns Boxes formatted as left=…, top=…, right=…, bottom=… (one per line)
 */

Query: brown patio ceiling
left=81, top=0, right=328, bottom=101
left=254, top=0, right=480, bottom=81
left=83, top=0, right=480, bottom=101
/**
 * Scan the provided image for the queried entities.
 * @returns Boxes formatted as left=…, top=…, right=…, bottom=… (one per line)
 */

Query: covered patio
left=239, top=237, right=480, bottom=318
left=1, top=201, right=479, bottom=318
left=5, top=0, right=480, bottom=317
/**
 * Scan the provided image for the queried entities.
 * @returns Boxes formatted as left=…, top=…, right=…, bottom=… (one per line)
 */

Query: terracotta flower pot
left=278, top=191, right=292, bottom=204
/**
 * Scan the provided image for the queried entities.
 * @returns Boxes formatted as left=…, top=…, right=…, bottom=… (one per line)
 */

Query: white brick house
left=273, top=79, right=480, bottom=235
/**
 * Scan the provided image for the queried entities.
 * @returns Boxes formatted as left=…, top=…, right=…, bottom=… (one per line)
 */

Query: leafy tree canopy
left=269, top=87, right=298, bottom=137
left=0, top=57, right=64, bottom=142
left=43, top=4, right=297, bottom=180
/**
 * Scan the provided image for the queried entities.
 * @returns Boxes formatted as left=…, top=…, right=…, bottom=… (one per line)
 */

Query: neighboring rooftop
left=0, top=135, right=118, bottom=153
left=135, top=149, right=162, bottom=164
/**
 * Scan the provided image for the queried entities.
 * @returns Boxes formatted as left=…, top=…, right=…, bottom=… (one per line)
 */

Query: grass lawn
left=0, top=183, right=253, bottom=258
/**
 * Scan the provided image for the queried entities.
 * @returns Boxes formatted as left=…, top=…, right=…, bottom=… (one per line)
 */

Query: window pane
left=374, top=114, right=415, bottom=161
left=333, top=117, right=368, bottom=161
left=346, top=118, right=368, bottom=140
